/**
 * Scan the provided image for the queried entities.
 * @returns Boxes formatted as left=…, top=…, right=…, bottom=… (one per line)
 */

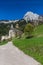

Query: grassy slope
left=12, top=25, right=43, bottom=65
left=34, top=24, right=43, bottom=36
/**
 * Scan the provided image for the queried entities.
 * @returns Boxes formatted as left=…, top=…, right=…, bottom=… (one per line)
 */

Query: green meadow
left=13, top=24, right=43, bottom=65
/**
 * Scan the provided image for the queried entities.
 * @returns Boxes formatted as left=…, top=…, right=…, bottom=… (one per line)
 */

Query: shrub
left=24, top=23, right=34, bottom=38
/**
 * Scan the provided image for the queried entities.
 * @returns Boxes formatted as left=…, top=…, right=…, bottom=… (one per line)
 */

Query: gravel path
left=0, top=41, right=41, bottom=65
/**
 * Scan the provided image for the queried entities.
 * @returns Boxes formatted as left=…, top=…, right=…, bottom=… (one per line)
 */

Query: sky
left=0, top=0, right=43, bottom=20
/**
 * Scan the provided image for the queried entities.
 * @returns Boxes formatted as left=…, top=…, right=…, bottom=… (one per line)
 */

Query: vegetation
left=0, top=23, right=10, bottom=36
left=0, top=20, right=43, bottom=64
left=12, top=37, right=43, bottom=65
left=24, top=23, right=34, bottom=38
left=12, top=24, right=43, bottom=65
left=34, top=24, right=43, bottom=36
left=0, top=40, right=8, bottom=45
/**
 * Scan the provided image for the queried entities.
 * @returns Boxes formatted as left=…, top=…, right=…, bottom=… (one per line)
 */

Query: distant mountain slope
left=23, top=11, right=39, bottom=22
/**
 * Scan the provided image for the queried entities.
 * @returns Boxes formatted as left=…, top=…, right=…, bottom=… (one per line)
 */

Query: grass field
left=0, top=40, right=8, bottom=45
left=12, top=24, right=43, bottom=65
left=12, top=38, right=43, bottom=65
left=34, top=24, right=43, bottom=36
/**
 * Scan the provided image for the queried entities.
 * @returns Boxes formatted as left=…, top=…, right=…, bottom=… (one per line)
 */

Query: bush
left=24, top=23, right=34, bottom=38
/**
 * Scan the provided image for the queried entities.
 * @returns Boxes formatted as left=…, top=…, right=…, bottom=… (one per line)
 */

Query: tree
left=24, top=23, right=34, bottom=38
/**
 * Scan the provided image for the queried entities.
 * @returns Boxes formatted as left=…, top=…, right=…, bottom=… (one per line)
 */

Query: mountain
left=23, top=11, right=39, bottom=22
left=0, top=20, right=19, bottom=24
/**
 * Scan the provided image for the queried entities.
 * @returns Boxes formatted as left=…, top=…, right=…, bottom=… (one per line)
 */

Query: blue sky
left=0, top=0, right=43, bottom=20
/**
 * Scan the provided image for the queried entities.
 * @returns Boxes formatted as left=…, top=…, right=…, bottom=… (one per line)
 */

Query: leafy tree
left=24, top=23, right=34, bottom=38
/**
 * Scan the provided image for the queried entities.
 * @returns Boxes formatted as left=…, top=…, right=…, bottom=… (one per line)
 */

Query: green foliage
left=18, top=19, right=26, bottom=31
left=12, top=24, right=43, bottom=65
left=24, top=23, right=34, bottom=37
left=0, top=23, right=10, bottom=36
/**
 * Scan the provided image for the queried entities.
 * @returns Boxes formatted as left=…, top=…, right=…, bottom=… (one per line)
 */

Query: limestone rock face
left=23, top=11, right=39, bottom=22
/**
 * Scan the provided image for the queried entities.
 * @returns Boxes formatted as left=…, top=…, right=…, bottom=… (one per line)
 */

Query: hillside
left=34, top=24, right=43, bottom=37
left=13, top=24, right=43, bottom=65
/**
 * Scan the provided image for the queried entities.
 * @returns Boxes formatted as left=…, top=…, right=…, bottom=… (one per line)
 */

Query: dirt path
left=0, top=41, right=41, bottom=65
